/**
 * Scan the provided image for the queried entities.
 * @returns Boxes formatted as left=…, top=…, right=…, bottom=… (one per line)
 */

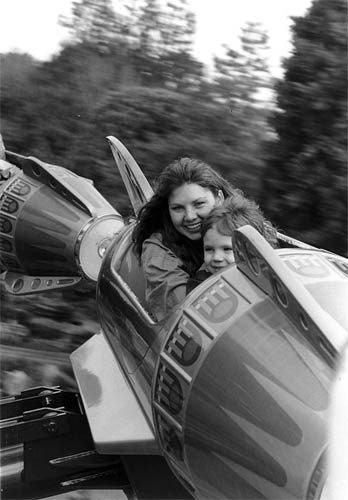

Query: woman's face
left=168, top=183, right=223, bottom=240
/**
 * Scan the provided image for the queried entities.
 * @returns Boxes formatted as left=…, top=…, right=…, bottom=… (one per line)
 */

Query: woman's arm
left=141, top=235, right=189, bottom=321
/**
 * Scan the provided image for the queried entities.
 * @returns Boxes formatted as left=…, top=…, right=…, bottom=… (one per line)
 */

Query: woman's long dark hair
left=132, top=158, right=239, bottom=275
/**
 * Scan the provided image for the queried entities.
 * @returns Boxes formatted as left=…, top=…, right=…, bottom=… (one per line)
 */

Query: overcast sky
left=1, top=0, right=313, bottom=76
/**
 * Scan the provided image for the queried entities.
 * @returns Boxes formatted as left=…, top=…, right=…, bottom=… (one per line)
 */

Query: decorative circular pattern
left=167, top=377, right=184, bottom=415
left=180, top=337, right=201, bottom=366
left=165, top=327, right=202, bottom=367
left=1, top=196, right=19, bottom=214
left=245, top=241, right=260, bottom=275
left=273, top=278, right=288, bottom=308
left=155, top=363, right=184, bottom=415
left=299, top=312, right=309, bottom=331
left=233, top=236, right=244, bottom=260
left=211, top=296, right=239, bottom=322
left=0, top=238, right=12, bottom=253
left=13, top=278, right=24, bottom=292
left=32, top=164, right=41, bottom=177
left=49, top=178, right=57, bottom=189
left=31, top=278, right=41, bottom=290
left=10, top=181, right=31, bottom=196
left=166, top=430, right=184, bottom=461
left=0, top=216, right=13, bottom=234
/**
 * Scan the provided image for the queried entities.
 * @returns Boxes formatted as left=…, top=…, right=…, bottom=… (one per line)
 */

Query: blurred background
left=0, top=0, right=347, bottom=415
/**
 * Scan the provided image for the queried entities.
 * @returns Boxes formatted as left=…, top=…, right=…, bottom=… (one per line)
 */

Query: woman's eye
left=195, top=201, right=205, bottom=207
left=224, top=247, right=233, bottom=253
left=171, top=206, right=182, bottom=212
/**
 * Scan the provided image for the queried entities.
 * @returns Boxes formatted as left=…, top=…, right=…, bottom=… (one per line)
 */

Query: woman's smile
left=183, top=221, right=201, bottom=232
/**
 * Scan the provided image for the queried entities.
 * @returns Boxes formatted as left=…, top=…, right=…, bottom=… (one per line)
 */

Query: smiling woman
left=168, top=184, right=224, bottom=240
left=132, top=157, right=239, bottom=321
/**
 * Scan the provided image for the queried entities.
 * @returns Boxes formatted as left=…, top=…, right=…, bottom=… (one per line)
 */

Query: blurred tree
left=212, top=22, right=275, bottom=197
left=58, top=0, right=204, bottom=91
left=1, top=55, right=89, bottom=163
left=0, top=53, right=37, bottom=100
left=93, top=86, right=265, bottom=204
left=129, top=0, right=204, bottom=90
left=158, top=0, right=195, bottom=53
left=213, top=22, right=273, bottom=107
left=59, top=0, right=127, bottom=52
left=262, top=0, right=347, bottom=255
left=0, top=53, right=39, bottom=154
left=59, top=0, right=138, bottom=89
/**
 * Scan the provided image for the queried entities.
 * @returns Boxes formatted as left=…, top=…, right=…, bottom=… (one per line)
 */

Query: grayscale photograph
left=0, top=1, right=347, bottom=499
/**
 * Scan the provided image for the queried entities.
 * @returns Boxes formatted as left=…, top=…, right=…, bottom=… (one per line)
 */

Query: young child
left=186, top=193, right=278, bottom=292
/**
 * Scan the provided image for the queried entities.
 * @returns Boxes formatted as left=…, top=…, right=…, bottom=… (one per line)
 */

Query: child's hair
left=201, top=193, right=278, bottom=247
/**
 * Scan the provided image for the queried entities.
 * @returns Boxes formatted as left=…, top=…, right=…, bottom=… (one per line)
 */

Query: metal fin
left=234, top=225, right=347, bottom=365
left=107, top=136, right=153, bottom=216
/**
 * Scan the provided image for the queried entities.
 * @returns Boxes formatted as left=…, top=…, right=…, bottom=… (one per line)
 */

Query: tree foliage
left=212, top=21, right=275, bottom=187
left=92, top=86, right=265, bottom=204
left=1, top=1, right=275, bottom=209
left=2, top=0, right=346, bottom=256
left=59, top=0, right=125, bottom=51
left=58, top=0, right=203, bottom=90
left=213, top=22, right=272, bottom=106
left=262, top=0, right=347, bottom=254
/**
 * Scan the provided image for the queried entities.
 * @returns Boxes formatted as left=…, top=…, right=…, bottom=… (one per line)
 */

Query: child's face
left=203, top=225, right=235, bottom=274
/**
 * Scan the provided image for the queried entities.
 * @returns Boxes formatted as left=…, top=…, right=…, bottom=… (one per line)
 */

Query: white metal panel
left=71, top=332, right=158, bottom=455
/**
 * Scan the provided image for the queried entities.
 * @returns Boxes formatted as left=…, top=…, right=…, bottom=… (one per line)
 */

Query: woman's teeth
left=185, top=223, right=201, bottom=231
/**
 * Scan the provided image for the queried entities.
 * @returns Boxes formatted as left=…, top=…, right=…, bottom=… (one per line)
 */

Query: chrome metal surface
left=71, top=332, right=158, bottom=455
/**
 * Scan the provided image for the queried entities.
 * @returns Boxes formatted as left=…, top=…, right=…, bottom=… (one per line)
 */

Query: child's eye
left=195, top=201, right=205, bottom=207
left=204, top=247, right=213, bottom=253
left=224, top=247, right=233, bottom=253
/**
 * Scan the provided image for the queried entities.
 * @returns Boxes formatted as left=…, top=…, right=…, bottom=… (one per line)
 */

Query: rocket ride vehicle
left=0, top=136, right=347, bottom=500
